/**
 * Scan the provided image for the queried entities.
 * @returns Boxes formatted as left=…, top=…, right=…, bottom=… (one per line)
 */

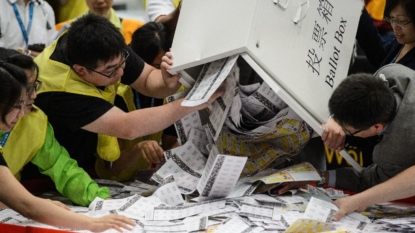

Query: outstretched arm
left=31, top=123, right=111, bottom=206
left=0, top=166, right=135, bottom=232
left=333, top=165, right=415, bottom=220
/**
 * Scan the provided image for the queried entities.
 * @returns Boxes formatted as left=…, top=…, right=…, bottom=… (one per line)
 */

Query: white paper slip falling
left=207, top=65, right=237, bottom=141
left=182, top=55, right=239, bottom=107
left=197, top=145, right=247, bottom=201
left=152, top=176, right=185, bottom=206
left=151, top=141, right=206, bottom=194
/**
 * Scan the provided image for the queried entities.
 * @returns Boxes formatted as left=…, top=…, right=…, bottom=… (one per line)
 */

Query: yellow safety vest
left=36, top=34, right=121, bottom=162
left=55, top=9, right=144, bottom=45
left=2, top=106, right=47, bottom=180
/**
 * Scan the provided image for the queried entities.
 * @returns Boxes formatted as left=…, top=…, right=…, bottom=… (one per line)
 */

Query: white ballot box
left=170, top=0, right=364, bottom=171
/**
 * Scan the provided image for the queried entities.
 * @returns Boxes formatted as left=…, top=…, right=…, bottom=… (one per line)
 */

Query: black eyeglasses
left=84, top=50, right=129, bottom=79
left=0, top=100, right=26, bottom=112
left=384, top=16, right=412, bottom=28
left=27, top=80, right=42, bottom=96
left=342, top=127, right=365, bottom=136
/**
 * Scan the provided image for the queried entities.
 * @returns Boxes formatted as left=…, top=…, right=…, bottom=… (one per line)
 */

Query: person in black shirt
left=34, top=14, right=223, bottom=177
left=0, top=61, right=135, bottom=232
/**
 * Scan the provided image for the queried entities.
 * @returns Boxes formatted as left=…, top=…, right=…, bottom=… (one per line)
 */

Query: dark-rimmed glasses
left=342, top=127, right=365, bottom=136
left=27, top=80, right=42, bottom=96
left=384, top=16, right=412, bottom=28
left=0, top=100, right=26, bottom=112
left=84, top=50, right=129, bottom=79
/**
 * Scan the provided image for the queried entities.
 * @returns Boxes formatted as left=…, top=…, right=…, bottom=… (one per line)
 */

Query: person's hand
left=136, top=140, right=164, bottom=164
left=332, top=196, right=368, bottom=221
left=321, top=117, right=345, bottom=151
left=160, top=51, right=181, bottom=90
left=48, top=200, right=70, bottom=210
left=195, top=81, right=226, bottom=111
left=88, top=214, right=135, bottom=233
left=270, top=181, right=312, bottom=195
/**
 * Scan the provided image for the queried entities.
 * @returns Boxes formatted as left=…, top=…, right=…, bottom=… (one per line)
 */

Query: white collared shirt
left=0, top=0, right=56, bottom=49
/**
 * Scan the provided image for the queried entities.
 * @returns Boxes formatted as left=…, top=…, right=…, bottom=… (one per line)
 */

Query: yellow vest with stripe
left=3, top=106, right=47, bottom=180
left=36, top=35, right=121, bottom=162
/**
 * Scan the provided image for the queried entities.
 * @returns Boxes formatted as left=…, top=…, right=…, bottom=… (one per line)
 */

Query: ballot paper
left=185, top=127, right=210, bottom=155
left=118, top=195, right=163, bottom=218
left=166, top=89, right=204, bottom=145
left=230, top=81, right=288, bottom=128
left=197, top=145, right=247, bottom=201
left=251, top=162, right=321, bottom=184
left=152, top=176, right=185, bottom=206
left=182, top=55, right=239, bottom=107
left=239, top=202, right=274, bottom=219
left=306, top=185, right=349, bottom=199
left=135, top=216, right=208, bottom=233
left=304, top=197, right=370, bottom=231
left=206, top=63, right=238, bottom=141
left=217, top=111, right=311, bottom=177
left=178, top=70, right=196, bottom=88
left=214, top=214, right=260, bottom=233
left=145, top=199, right=226, bottom=221
left=152, top=141, right=207, bottom=194
left=89, top=196, right=131, bottom=211
left=251, top=194, right=307, bottom=205
left=284, top=218, right=336, bottom=233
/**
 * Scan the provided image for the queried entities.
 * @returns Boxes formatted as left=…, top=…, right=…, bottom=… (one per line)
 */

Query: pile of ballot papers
left=3, top=175, right=415, bottom=233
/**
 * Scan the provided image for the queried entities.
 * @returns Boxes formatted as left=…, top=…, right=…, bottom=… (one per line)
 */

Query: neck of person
left=401, top=43, right=415, bottom=56
left=90, top=10, right=111, bottom=20
left=24, top=0, right=31, bottom=6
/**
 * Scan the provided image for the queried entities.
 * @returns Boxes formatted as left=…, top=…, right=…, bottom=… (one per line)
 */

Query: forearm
left=32, top=125, right=110, bottom=206
left=145, top=69, right=181, bottom=98
left=353, top=165, right=415, bottom=205
left=0, top=167, right=94, bottom=230
left=112, top=99, right=200, bottom=140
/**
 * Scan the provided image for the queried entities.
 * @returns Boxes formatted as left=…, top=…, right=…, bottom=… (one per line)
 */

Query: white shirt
left=0, top=0, right=56, bottom=49
left=145, top=0, right=175, bottom=22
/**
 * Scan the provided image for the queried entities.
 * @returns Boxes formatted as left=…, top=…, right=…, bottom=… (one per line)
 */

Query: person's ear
left=373, top=123, right=385, bottom=134
left=72, top=64, right=88, bottom=78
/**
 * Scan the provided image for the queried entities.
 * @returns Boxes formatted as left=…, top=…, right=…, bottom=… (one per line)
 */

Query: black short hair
left=384, top=0, right=415, bottom=27
left=66, top=14, right=126, bottom=69
left=0, top=62, right=27, bottom=124
left=329, top=73, right=396, bottom=129
left=0, top=48, right=39, bottom=80
left=129, top=22, right=170, bottom=64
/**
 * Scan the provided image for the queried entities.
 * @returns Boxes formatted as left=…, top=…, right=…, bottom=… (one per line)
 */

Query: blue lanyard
left=0, top=132, right=10, bottom=147
left=391, top=46, right=404, bottom=63
left=134, top=91, right=155, bottom=110
left=12, top=1, right=34, bottom=47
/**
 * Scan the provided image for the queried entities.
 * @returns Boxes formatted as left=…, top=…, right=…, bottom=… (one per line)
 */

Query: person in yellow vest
left=0, top=61, right=135, bottom=232
left=129, top=22, right=180, bottom=151
left=0, top=48, right=111, bottom=207
left=34, top=14, right=223, bottom=182
left=57, top=0, right=88, bottom=23
left=56, top=0, right=144, bottom=45
left=96, top=22, right=182, bottom=181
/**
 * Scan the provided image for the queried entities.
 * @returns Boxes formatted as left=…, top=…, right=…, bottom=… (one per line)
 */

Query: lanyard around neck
left=134, top=91, right=155, bottom=110
left=12, top=1, right=34, bottom=47
left=0, top=132, right=10, bottom=147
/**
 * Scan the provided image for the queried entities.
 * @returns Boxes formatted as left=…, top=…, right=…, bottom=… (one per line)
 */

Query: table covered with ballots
left=2, top=0, right=414, bottom=232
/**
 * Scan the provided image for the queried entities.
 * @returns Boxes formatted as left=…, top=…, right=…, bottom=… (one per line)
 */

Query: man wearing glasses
left=277, top=64, right=415, bottom=204
left=33, top=14, right=223, bottom=176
